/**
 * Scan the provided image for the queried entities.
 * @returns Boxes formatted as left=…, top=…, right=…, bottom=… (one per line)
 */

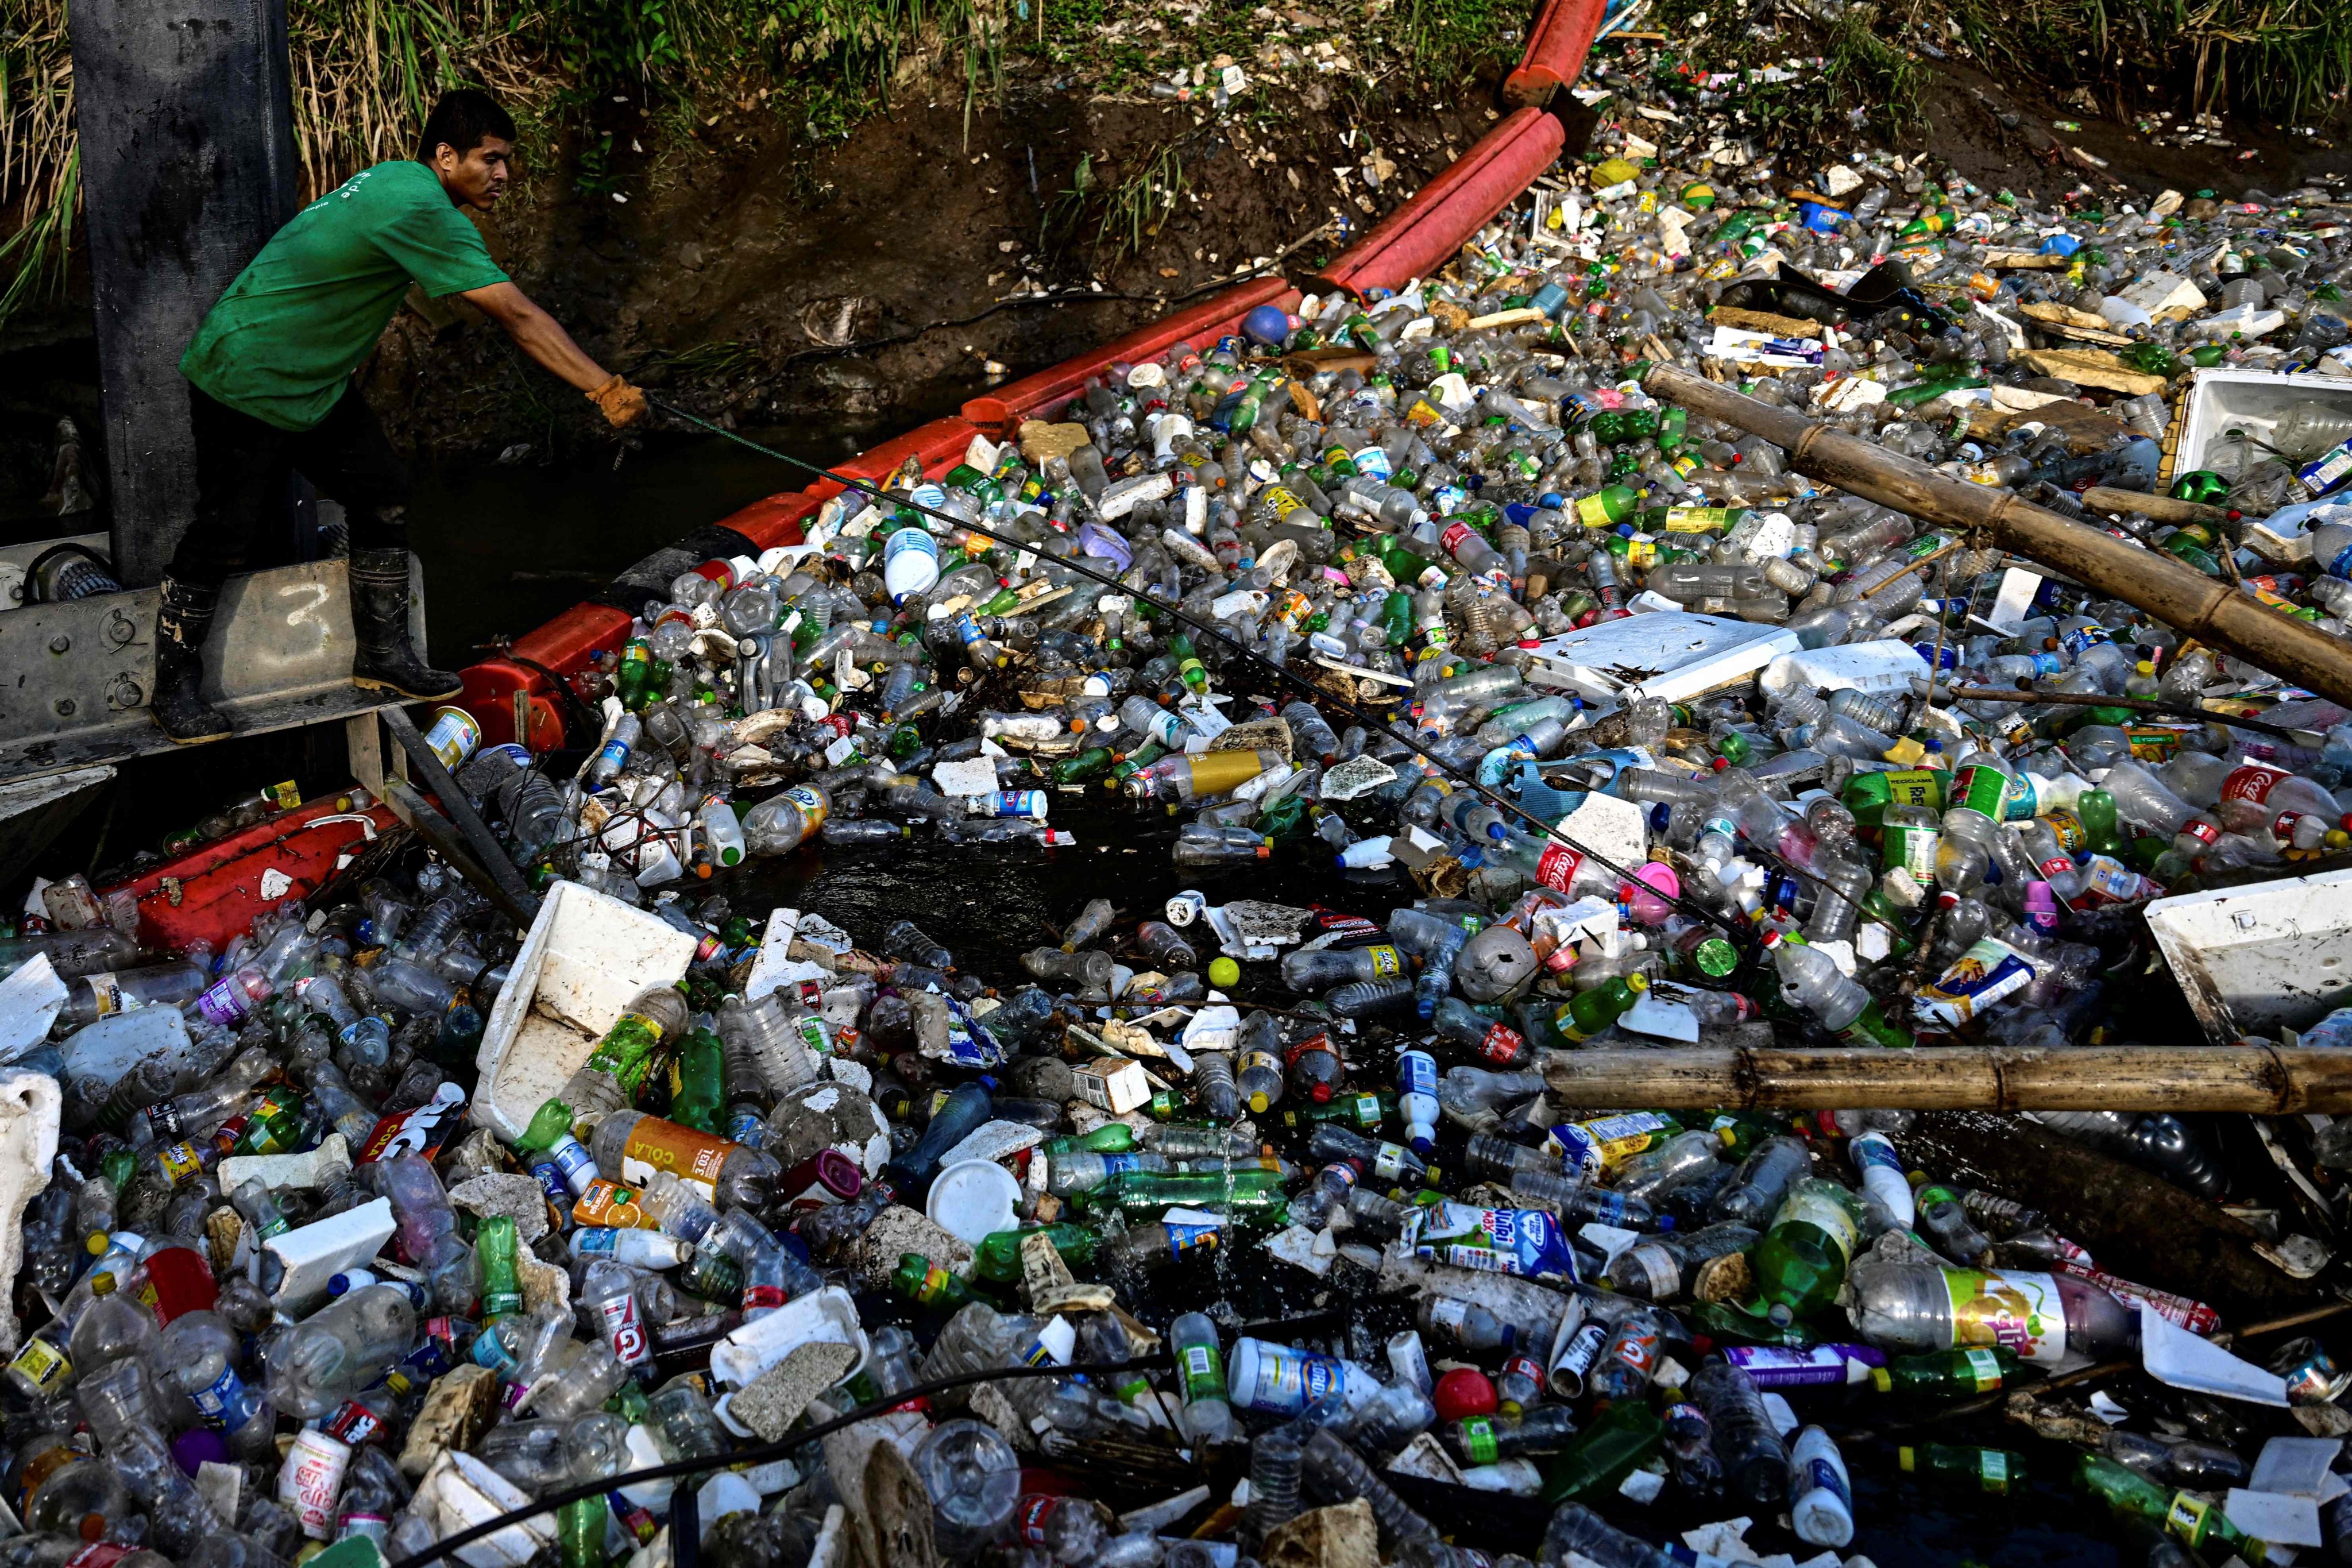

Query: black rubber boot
left=349, top=547, right=462, bottom=701
left=152, top=576, right=232, bottom=744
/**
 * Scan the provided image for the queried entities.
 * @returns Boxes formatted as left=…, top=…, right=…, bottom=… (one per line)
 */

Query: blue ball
left=1242, top=305, right=1291, bottom=346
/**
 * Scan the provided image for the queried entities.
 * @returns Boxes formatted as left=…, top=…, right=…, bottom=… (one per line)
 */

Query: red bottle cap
left=1433, top=1367, right=1497, bottom=1422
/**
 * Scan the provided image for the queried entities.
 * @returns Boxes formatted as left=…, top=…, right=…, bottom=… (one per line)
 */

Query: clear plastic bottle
left=1690, top=1358, right=1789, bottom=1511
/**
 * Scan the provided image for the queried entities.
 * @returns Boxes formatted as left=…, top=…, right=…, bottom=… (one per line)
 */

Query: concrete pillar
left=69, top=0, right=299, bottom=586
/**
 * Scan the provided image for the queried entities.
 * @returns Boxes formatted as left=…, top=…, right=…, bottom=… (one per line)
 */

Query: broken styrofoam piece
left=2139, top=1299, right=2288, bottom=1406
left=219, top=1133, right=352, bottom=1196
left=710, top=1285, right=869, bottom=1390
left=746, top=907, right=829, bottom=1001
left=0, top=1069, right=60, bottom=1351
left=413, top=1449, right=558, bottom=1568
left=267, top=1197, right=395, bottom=1315
left=473, top=880, right=697, bottom=1144
left=1527, top=611, right=1801, bottom=705
left=0, top=955, right=66, bottom=1065
left=2147, top=866, right=2352, bottom=1045
left=1758, top=639, right=1928, bottom=700
left=2224, top=1489, right=2322, bottom=1548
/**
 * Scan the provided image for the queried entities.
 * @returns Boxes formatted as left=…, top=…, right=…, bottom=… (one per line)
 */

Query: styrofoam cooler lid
left=926, top=1158, right=1021, bottom=1245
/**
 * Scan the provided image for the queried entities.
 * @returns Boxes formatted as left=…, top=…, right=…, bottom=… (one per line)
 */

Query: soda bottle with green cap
left=1168, top=632, right=1210, bottom=696
left=1748, top=1177, right=1864, bottom=1325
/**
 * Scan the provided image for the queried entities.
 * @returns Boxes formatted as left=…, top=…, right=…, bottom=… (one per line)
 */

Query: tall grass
left=0, top=0, right=1001, bottom=328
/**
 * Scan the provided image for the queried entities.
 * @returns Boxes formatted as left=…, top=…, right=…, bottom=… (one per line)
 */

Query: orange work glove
left=588, top=375, right=647, bottom=429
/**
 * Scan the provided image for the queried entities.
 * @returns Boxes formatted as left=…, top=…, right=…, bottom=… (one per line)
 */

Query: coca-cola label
left=1536, top=843, right=1581, bottom=891
left=1479, top=1023, right=1525, bottom=1064
left=2221, top=764, right=2289, bottom=804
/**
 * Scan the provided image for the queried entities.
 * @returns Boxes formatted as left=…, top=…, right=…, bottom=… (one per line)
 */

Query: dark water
left=405, top=420, right=903, bottom=665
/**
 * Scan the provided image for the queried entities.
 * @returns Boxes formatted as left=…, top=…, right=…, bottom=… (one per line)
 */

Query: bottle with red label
left=1013, top=1493, right=1116, bottom=1563
left=1284, top=1030, right=1345, bottom=1103
left=1431, top=996, right=1531, bottom=1067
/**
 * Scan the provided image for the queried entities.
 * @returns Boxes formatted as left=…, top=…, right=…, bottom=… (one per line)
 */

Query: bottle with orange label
left=586, top=1110, right=783, bottom=1213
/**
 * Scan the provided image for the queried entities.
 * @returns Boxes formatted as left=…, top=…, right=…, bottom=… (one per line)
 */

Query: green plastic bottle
left=1077, top=1168, right=1287, bottom=1223
left=1276, top=1090, right=1396, bottom=1133
left=559, top=1496, right=610, bottom=1568
left=1749, top=1179, right=1865, bottom=1325
left=615, top=638, right=654, bottom=710
left=1573, top=484, right=1638, bottom=529
left=477, top=1215, right=523, bottom=1322
left=1044, top=1125, right=1137, bottom=1157
left=2075, top=1454, right=2258, bottom=1557
left=1169, top=633, right=1210, bottom=696
left=1903, top=1443, right=2026, bottom=1493
left=2077, top=788, right=2125, bottom=856
left=1540, top=1397, right=1664, bottom=1503
left=1871, top=1347, right=2020, bottom=1396
left=972, top=1222, right=1099, bottom=1283
left=231, top=1088, right=305, bottom=1156
left=1053, top=747, right=1114, bottom=785
left=891, top=1253, right=976, bottom=1309
left=1555, top=974, right=1648, bottom=1044
left=667, top=1025, right=725, bottom=1134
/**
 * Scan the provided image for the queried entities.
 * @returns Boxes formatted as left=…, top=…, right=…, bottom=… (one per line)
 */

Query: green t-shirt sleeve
left=374, top=191, right=510, bottom=298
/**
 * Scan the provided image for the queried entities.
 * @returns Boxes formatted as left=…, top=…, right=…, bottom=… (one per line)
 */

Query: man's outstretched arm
left=460, top=279, right=644, bottom=426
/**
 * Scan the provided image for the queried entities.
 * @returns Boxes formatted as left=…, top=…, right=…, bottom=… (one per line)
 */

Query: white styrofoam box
left=265, top=1196, right=395, bottom=1315
left=415, top=1449, right=558, bottom=1568
left=1758, top=639, right=1927, bottom=701
left=2146, top=866, right=2352, bottom=1043
left=473, top=880, right=697, bottom=1144
left=710, top=1285, right=869, bottom=1389
left=2175, top=368, right=2352, bottom=491
left=1526, top=611, right=1801, bottom=705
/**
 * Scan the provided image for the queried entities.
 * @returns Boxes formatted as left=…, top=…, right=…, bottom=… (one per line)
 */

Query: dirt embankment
left=360, top=77, right=1511, bottom=461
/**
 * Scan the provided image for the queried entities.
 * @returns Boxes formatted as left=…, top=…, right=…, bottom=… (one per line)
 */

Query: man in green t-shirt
left=158, top=88, right=647, bottom=743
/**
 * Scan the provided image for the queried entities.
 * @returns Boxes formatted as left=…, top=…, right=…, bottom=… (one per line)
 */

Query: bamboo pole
left=2080, top=485, right=2233, bottom=527
left=1541, top=1044, right=2352, bottom=1113
left=1640, top=364, right=2352, bottom=712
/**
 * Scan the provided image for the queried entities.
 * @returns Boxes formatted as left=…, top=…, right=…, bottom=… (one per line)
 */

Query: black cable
left=385, top=1355, right=1176, bottom=1568
left=642, top=394, right=1755, bottom=948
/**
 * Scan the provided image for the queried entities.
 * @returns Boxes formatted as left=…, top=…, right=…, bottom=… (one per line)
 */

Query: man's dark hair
left=416, top=90, right=516, bottom=163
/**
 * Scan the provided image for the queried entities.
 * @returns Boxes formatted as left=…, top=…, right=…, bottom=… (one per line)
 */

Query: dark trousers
left=169, top=383, right=411, bottom=589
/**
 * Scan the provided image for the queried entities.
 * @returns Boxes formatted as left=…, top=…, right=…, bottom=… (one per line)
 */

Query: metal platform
left=0, top=534, right=423, bottom=780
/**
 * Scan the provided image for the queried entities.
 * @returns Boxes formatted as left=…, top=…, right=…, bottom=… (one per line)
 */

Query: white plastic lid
left=925, top=1158, right=1021, bottom=1245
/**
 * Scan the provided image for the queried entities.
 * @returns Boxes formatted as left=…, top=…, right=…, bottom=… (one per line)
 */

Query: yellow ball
left=1209, top=957, right=1241, bottom=989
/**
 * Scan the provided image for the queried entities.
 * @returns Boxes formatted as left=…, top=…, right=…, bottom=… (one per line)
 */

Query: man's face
left=434, top=136, right=513, bottom=211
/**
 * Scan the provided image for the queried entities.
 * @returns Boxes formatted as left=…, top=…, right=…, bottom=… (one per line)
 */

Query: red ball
left=1432, top=1367, right=1498, bottom=1423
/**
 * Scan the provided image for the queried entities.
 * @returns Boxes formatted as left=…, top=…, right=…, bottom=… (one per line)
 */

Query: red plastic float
left=1310, top=107, right=1567, bottom=300
left=1505, top=0, right=1612, bottom=108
